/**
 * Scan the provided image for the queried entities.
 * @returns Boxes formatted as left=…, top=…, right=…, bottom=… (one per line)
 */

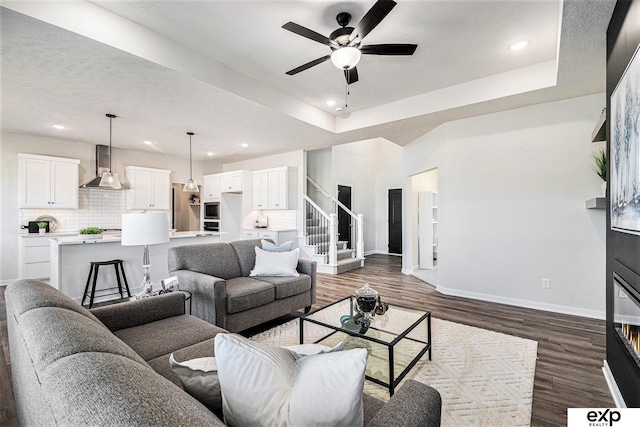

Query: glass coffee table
left=299, top=296, right=431, bottom=396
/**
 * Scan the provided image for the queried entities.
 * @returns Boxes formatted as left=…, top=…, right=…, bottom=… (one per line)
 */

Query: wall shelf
left=592, top=108, right=606, bottom=142
left=585, top=197, right=606, bottom=209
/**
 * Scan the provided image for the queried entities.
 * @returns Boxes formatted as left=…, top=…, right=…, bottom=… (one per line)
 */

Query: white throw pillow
left=250, top=246, right=300, bottom=277
left=169, top=354, right=222, bottom=413
left=214, top=334, right=367, bottom=427
left=261, top=239, right=294, bottom=252
left=282, top=342, right=344, bottom=358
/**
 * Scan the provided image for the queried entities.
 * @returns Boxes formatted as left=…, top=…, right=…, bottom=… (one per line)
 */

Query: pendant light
left=183, top=132, right=199, bottom=192
left=99, top=113, right=123, bottom=189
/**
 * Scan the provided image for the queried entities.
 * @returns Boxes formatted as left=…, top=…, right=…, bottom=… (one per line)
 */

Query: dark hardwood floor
left=0, top=254, right=613, bottom=426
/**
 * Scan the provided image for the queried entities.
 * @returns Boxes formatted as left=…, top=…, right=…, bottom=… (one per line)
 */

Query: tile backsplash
left=262, top=210, right=297, bottom=229
left=18, top=188, right=128, bottom=232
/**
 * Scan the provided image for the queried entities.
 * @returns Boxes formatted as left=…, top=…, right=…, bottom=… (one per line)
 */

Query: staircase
left=299, top=178, right=365, bottom=275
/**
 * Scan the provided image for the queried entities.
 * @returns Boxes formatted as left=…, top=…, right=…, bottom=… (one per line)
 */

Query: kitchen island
left=50, top=231, right=222, bottom=304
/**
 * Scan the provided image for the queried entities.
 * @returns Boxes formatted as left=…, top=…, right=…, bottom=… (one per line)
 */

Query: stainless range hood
left=80, top=145, right=129, bottom=189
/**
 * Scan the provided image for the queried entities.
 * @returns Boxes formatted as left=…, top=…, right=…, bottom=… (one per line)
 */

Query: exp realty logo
left=568, top=408, right=640, bottom=427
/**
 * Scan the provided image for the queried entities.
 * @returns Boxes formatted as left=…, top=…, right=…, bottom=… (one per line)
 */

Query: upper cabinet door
left=252, top=171, right=269, bottom=210
left=19, top=157, right=51, bottom=208
left=151, top=171, right=170, bottom=210
left=50, top=161, right=79, bottom=208
left=18, top=154, right=80, bottom=209
left=126, top=166, right=171, bottom=210
left=221, top=172, right=243, bottom=192
left=203, top=175, right=221, bottom=201
left=268, top=169, right=287, bottom=209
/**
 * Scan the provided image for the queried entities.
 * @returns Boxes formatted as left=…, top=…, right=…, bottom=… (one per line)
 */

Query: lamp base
left=140, top=245, right=153, bottom=292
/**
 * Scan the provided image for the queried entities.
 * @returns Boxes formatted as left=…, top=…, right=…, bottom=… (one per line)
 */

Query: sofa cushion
left=254, top=274, right=312, bottom=299
left=168, top=243, right=242, bottom=279
left=18, top=307, right=149, bottom=372
left=7, top=279, right=104, bottom=326
left=114, top=315, right=222, bottom=361
left=250, top=247, right=300, bottom=277
left=225, top=277, right=275, bottom=314
left=39, top=352, right=225, bottom=426
left=229, top=239, right=263, bottom=277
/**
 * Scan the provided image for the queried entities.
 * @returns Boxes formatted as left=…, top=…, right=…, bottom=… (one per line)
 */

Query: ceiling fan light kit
left=282, top=0, right=417, bottom=87
left=331, top=47, right=361, bottom=70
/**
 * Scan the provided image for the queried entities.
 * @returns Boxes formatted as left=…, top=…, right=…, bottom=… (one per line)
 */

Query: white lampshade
left=330, top=47, right=362, bottom=70
left=99, top=171, right=122, bottom=189
left=121, top=212, right=169, bottom=246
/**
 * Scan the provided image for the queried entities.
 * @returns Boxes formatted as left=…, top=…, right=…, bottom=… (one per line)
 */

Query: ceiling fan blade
left=349, top=0, right=397, bottom=44
left=282, top=22, right=338, bottom=48
left=344, top=67, right=359, bottom=84
left=286, top=55, right=331, bottom=75
left=360, top=44, right=417, bottom=55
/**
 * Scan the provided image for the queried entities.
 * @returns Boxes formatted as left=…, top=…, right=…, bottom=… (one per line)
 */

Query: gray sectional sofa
left=6, top=279, right=442, bottom=426
left=168, top=238, right=316, bottom=332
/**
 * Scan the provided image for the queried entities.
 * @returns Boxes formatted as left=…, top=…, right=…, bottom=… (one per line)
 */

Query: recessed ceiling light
left=206, top=152, right=214, bottom=156
left=335, top=107, right=343, bottom=112
left=240, top=143, right=249, bottom=148
left=52, top=124, right=66, bottom=130
left=508, top=40, right=530, bottom=51
left=143, top=140, right=153, bottom=145
left=325, top=100, right=337, bottom=107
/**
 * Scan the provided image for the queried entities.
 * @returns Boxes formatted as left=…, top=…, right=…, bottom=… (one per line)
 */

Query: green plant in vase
left=37, top=222, right=47, bottom=234
left=78, top=226, right=104, bottom=240
left=591, top=147, right=607, bottom=196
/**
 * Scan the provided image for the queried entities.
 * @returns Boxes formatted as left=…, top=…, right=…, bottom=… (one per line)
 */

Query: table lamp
left=121, top=212, right=169, bottom=288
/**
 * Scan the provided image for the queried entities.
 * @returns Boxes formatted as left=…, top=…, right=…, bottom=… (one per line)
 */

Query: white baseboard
left=436, top=284, right=606, bottom=320
left=364, top=249, right=401, bottom=257
left=0, top=278, right=19, bottom=286
left=603, top=360, right=627, bottom=408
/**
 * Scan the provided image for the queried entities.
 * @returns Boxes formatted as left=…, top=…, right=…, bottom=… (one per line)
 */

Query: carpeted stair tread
left=336, top=257, right=363, bottom=274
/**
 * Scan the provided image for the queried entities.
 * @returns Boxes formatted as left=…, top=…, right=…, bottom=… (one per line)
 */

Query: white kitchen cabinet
left=125, top=166, right=171, bottom=210
left=18, top=153, right=80, bottom=209
left=202, top=174, right=221, bottom=201
left=18, top=233, right=73, bottom=279
left=252, top=171, right=269, bottom=209
left=242, top=229, right=297, bottom=246
left=251, top=167, right=296, bottom=210
left=220, top=171, right=244, bottom=193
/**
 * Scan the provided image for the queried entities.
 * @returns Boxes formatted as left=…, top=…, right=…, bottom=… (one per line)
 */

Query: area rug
left=250, top=317, right=538, bottom=427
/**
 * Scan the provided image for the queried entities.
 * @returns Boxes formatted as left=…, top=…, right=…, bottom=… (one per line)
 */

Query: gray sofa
left=168, top=239, right=317, bottom=332
left=7, top=279, right=442, bottom=426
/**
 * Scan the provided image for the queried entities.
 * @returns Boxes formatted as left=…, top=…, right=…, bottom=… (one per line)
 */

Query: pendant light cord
left=189, top=133, right=193, bottom=180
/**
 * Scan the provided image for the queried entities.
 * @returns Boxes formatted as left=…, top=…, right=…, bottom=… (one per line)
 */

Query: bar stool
left=81, top=259, right=131, bottom=308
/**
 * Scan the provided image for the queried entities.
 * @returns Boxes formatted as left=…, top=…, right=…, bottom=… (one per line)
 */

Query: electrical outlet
left=542, top=278, right=550, bottom=289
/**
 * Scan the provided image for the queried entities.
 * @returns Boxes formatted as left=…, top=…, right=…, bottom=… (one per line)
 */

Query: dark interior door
left=338, top=185, right=352, bottom=249
left=388, top=189, right=402, bottom=254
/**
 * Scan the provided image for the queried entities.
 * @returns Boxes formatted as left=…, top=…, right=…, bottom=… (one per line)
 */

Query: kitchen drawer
left=22, top=236, right=51, bottom=247
left=259, top=231, right=277, bottom=241
left=242, top=230, right=259, bottom=239
left=24, top=246, right=50, bottom=263
left=24, top=262, right=50, bottom=279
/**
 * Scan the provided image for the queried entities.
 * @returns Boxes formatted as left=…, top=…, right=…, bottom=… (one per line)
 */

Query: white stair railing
left=302, top=194, right=338, bottom=266
left=306, top=177, right=364, bottom=259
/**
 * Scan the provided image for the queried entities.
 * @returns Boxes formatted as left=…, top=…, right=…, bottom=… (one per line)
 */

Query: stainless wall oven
left=204, top=202, right=220, bottom=220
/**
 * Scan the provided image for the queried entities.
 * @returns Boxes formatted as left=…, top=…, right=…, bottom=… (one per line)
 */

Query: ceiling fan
left=282, top=0, right=417, bottom=84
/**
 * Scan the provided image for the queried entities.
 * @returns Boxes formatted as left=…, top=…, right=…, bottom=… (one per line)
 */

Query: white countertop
left=243, top=228, right=297, bottom=232
left=20, top=232, right=77, bottom=238
left=51, top=231, right=223, bottom=245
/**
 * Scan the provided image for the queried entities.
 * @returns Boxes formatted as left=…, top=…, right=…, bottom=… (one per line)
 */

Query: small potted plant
left=37, top=222, right=48, bottom=235
left=591, top=147, right=607, bottom=196
left=78, top=226, right=104, bottom=240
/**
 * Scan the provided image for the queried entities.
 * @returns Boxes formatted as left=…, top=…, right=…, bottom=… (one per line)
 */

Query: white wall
left=402, top=94, right=607, bottom=318
left=0, top=132, right=211, bottom=281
